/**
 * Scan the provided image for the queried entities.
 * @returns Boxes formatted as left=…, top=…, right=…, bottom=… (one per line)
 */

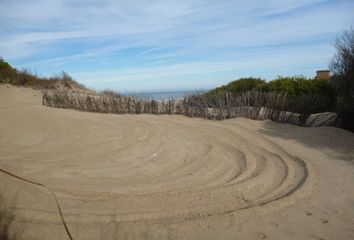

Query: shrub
left=207, top=77, right=265, bottom=96
left=0, top=57, right=89, bottom=91
left=205, top=76, right=336, bottom=115
left=262, top=76, right=298, bottom=95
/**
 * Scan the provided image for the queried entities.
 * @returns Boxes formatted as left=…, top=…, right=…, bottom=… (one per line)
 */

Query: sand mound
left=0, top=85, right=353, bottom=240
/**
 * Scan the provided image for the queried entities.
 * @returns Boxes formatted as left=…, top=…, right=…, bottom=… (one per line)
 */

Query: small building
left=316, top=70, right=330, bottom=80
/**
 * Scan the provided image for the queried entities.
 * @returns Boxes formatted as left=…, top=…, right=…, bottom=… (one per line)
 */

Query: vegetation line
left=1, top=28, right=353, bottom=131
left=42, top=89, right=338, bottom=128
left=0, top=167, right=74, bottom=240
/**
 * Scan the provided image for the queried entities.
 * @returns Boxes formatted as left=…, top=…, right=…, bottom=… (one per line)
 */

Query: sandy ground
left=0, top=84, right=353, bottom=240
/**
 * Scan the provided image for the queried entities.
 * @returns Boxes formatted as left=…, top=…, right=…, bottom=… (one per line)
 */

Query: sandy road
left=0, top=85, right=353, bottom=240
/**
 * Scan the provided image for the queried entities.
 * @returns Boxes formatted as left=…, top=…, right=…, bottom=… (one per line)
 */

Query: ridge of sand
left=0, top=85, right=353, bottom=240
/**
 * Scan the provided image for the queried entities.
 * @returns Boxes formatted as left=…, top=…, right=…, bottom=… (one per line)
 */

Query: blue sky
left=1, top=0, right=353, bottom=92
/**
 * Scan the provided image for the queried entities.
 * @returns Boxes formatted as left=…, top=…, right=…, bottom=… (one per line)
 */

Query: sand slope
left=0, top=85, right=353, bottom=240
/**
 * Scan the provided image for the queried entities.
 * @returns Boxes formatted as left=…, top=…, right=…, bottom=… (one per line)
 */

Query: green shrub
left=0, top=57, right=89, bottom=91
left=0, top=58, right=17, bottom=83
left=208, top=77, right=265, bottom=95
left=205, top=76, right=336, bottom=114
left=262, top=76, right=298, bottom=95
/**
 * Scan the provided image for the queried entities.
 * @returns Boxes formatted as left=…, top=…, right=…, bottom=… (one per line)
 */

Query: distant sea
left=123, top=90, right=207, bottom=100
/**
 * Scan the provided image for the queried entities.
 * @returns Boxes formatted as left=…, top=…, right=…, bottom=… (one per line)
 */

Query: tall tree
left=330, top=28, right=354, bottom=131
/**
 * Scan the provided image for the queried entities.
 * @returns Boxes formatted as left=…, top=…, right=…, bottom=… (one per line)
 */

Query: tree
left=330, top=28, right=354, bottom=131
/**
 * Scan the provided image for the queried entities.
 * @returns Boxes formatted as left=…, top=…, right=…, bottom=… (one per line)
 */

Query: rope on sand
left=0, top=167, right=74, bottom=240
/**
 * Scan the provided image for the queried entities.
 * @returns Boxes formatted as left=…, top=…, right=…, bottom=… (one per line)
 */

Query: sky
left=0, top=0, right=353, bottom=92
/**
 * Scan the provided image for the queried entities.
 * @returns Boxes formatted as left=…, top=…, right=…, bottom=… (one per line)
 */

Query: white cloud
left=0, top=0, right=353, bottom=90
left=2, top=0, right=349, bottom=52
left=71, top=43, right=333, bottom=90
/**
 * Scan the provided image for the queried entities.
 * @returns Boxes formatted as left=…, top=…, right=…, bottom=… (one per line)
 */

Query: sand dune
left=0, top=85, right=353, bottom=240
